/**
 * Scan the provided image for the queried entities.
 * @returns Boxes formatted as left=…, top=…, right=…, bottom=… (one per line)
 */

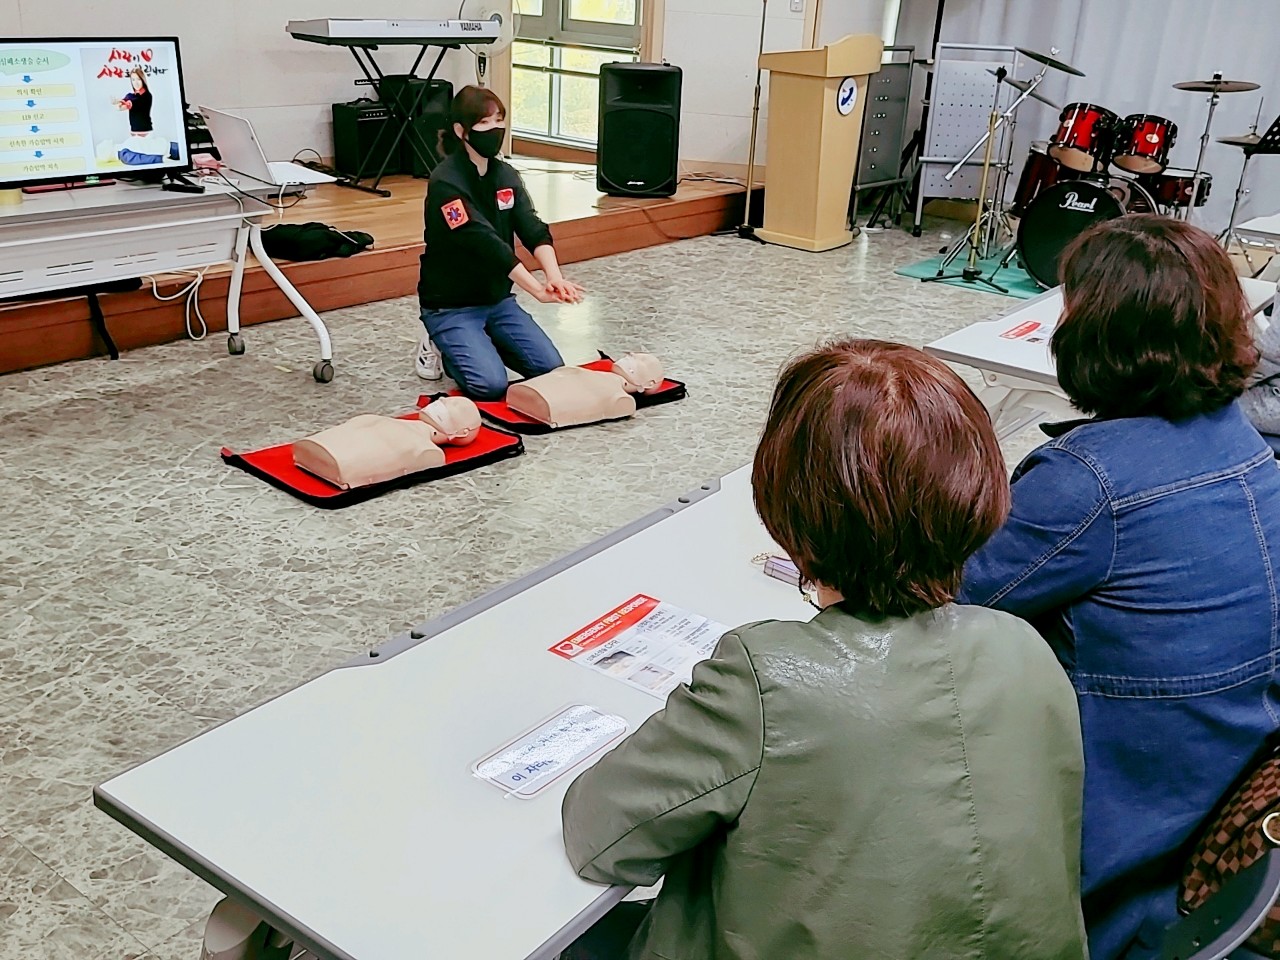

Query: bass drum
left=1104, top=175, right=1161, bottom=214
left=1016, top=180, right=1125, bottom=288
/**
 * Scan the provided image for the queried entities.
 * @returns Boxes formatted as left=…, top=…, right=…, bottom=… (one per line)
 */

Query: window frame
left=518, top=0, right=640, bottom=55
left=511, top=30, right=639, bottom=145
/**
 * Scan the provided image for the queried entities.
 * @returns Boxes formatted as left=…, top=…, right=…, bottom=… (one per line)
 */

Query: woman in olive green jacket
left=561, top=340, right=1088, bottom=960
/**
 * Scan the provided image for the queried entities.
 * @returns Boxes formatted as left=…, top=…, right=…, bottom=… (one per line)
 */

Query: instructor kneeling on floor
left=415, top=85, right=584, bottom=400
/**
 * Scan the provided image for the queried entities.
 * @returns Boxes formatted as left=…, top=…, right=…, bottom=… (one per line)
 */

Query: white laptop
left=200, top=106, right=334, bottom=186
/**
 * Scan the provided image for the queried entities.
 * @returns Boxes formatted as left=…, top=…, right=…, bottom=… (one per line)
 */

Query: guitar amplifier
left=331, top=98, right=402, bottom=178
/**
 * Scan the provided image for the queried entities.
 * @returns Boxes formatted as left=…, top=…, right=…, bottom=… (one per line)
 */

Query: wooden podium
left=757, top=34, right=884, bottom=252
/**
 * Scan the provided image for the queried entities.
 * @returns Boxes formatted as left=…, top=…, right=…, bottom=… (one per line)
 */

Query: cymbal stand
left=943, top=63, right=1048, bottom=181
left=926, top=65, right=1047, bottom=287
left=1186, top=72, right=1224, bottom=220
left=1221, top=103, right=1280, bottom=275
left=925, top=79, right=1008, bottom=292
left=1220, top=151, right=1259, bottom=271
left=1219, top=100, right=1263, bottom=269
left=982, top=80, right=1028, bottom=271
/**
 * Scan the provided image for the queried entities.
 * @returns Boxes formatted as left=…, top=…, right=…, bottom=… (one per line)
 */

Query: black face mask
left=466, top=126, right=506, bottom=159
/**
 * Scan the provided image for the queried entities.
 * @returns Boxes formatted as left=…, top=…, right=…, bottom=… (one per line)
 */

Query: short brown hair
left=443, top=85, right=506, bottom=153
left=752, top=340, right=1009, bottom=619
left=1053, top=215, right=1258, bottom=420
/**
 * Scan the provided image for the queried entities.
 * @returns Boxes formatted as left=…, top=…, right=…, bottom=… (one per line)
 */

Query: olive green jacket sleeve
left=561, top=632, right=765, bottom=888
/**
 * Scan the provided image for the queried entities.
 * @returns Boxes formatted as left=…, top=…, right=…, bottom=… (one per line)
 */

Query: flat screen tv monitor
left=0, top=37, right=191, bottom=188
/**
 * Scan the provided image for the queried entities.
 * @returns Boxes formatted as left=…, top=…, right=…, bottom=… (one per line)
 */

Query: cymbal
left=1218, top=133, right=1263, bottom=148
left=1174, top=78, right=1261, bottom=93
left=1016, top=47, right=1084, bottom=77
left=987, top=69, right=1060, bottom=108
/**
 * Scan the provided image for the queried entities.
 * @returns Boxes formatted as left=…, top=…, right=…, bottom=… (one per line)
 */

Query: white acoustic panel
left=921, top=52, right=1015, bottom=200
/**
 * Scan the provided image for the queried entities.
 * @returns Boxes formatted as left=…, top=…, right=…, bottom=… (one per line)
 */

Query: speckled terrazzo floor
left=0, top=221, right=1044, bottom=959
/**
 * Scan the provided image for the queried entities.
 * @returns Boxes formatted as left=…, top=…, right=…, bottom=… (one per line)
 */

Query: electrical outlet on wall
left=789, top=0, right=804, bottom=10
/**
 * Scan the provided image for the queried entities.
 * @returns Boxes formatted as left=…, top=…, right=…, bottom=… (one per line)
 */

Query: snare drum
left=1143, top=167, right=1213, bottom=208
left=1049, top=102, right=1118, bottom=172
left=1111, top=114, right=1177, bottom=174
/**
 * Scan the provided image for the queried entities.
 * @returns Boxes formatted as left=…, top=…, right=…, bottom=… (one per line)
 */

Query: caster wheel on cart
left=227, top=334, right=245, bottom=356
left=313, top=360, right=334, bottom=384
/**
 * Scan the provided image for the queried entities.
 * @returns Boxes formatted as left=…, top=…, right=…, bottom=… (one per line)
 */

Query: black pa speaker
left=381, top=77, right=452, bottom=176
left=597, top=62, right=682, bottom=198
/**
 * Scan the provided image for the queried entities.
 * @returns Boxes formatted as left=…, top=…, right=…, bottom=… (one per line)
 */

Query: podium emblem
left=836, top=77, right=858, bottom=116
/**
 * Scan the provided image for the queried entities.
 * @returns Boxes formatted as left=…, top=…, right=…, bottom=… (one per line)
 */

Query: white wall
left=663, top=0, right=891, bottom=169
left=4, top=0, right=476, bottom=161
left=818, top=0, right=893, bottom=45
left=662, top=0, right=803, bottom=170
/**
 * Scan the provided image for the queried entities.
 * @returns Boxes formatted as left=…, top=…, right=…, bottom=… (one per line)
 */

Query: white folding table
left=95, top=466, right=811, bottom=960
left=0, top=180, right=336, bottom=382
left=1237, top=214, right=1280, bottom=249
left=925, top=277, right=1279, bottom=440
left=1237, top=214, right=1280, bottom=275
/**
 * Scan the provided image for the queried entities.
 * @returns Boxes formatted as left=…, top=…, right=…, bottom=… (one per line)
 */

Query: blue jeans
left=420, top=297, right=563, bottom=401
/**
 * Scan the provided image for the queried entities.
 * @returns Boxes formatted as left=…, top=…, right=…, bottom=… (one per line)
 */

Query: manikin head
left=419, top=396, right=483, bottom=445
left=611, top=353, right=664, bottom=394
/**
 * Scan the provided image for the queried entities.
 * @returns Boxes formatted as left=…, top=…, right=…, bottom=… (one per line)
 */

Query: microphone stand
left=720, top=0, right=768, bottom=242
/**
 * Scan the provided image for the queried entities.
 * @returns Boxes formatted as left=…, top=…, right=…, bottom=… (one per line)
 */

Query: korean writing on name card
left=550, top=595, right=730, bottom=700
left=473, top=705, right=628, bottom=799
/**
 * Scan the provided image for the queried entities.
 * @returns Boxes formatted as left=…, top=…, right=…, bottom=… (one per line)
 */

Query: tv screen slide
left=0, top=37, right=190, bottom=187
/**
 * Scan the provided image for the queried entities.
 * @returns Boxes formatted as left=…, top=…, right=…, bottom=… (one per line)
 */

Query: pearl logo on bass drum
left=1059, top=191, right=1099, bottom=213
left=1017, top=180, right=1125, bottom=289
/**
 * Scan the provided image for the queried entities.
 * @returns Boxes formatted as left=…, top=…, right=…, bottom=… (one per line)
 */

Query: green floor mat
left=894, top=251, right=1046, bottom=300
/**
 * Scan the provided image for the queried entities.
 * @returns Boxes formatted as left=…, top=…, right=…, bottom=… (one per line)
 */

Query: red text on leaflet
left=1001, top=321, right=1041, bottom=340
left=550, top=595, right=660, bottom=659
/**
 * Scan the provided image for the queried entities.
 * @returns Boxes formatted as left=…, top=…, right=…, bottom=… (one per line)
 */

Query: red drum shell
left=1112, top=114, right=1177, bottom=175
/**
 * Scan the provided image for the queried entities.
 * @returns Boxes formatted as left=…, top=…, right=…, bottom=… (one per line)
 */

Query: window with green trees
left=511, top=0, right=641, bottom=144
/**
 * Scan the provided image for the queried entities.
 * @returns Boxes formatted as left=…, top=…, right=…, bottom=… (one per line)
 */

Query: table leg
left=246, top=224, right=335, bottom=383
left=225, top=223, right=250, bottom=356
left=201, top=897, right=304, bottom=960
left=84, top=291, right=120, bottom=361
left=990, top=389, right=1054, bottom=441
left=978, top=374, right=1075, bottom=442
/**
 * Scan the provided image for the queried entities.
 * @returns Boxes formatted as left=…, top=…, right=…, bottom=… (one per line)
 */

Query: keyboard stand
left=289, top=34, right=460, bottom=198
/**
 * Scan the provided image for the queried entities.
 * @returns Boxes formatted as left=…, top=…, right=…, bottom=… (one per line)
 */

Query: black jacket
left=418, top=151, right=554, bottom=309
left=125, top=91, right=153, bottom=133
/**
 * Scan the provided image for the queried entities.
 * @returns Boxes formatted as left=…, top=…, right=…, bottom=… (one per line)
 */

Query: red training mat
left=440, top=354, right=687, bottom=435
left=221, top=413, right=524, bottom=508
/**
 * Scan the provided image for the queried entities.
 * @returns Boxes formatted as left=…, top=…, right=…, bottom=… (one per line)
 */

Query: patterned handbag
left=1180, top=743, right=1280, bottom=957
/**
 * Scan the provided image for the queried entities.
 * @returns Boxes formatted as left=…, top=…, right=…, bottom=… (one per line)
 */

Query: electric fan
left=458, top=0, right=522, bottom=86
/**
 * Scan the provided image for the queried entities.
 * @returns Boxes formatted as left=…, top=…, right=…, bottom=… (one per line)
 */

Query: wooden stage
left=0, top=159, right=744, bottom=375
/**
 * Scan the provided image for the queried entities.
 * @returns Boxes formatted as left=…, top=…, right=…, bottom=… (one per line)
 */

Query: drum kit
left=928, top=47, right=1269, bottom=291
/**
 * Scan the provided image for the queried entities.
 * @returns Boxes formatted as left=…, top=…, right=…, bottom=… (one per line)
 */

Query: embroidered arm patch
left=442, top=198, right=469, bottom=229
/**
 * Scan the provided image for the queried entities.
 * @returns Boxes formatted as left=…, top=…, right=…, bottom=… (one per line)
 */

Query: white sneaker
left=415, top=334, right=443, bottom=380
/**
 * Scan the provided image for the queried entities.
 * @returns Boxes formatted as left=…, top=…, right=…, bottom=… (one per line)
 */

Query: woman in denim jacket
left=960, top=216, right=1280, bottom=960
